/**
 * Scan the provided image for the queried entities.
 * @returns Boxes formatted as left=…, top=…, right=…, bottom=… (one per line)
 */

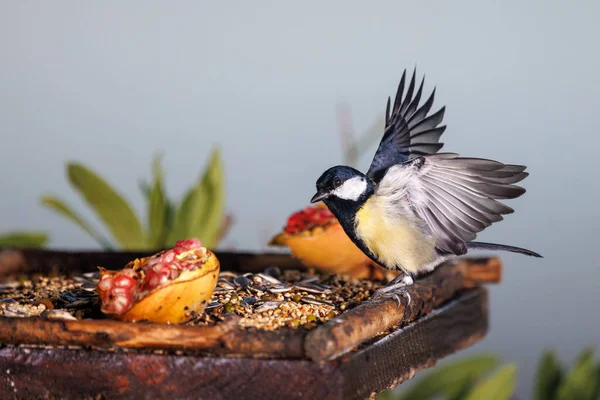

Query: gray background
left=1, top=1, right=598, bottom=397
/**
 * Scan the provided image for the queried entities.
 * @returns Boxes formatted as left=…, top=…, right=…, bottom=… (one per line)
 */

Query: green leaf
left=66, top=162, right=146, bottom=250
left=146, top=154, right=169, bottom=248
left=0, top=232, right=49, bottom=248
left=139, top=179, right=151, bottom=200
left=397, top=354, right=500, bottom=400
left=465, top=363, right=517, bottom=400
left=593, top=365, right=600, bottom=400
left=376, top=389, right=400, bottom=400
left=557, top=347, right=598, bottom=400
left=535, top=349, right=563, bottom=400
left=189, top=148, right=225, bottom=248
left=40, top=196, right=113, bottom=249
left=355, top=115, right=385, bottom=155
left=167, top=148, right=225, bottom=248
left=167, top=184, right=199, bottom=245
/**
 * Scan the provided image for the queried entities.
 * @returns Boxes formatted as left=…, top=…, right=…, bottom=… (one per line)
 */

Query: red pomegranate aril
left=113, top=275, right=136, bottom=289
left=97, top=237, right=210, bottom=316
left=161, top=251, right=176, bottom=263
left=98, top=276, right=112, bottom=291
left=141, top=268, right=170, bottom=292
left=175, top=238, right=203, bottom=251
left=283, top=205, right=337, bottom=234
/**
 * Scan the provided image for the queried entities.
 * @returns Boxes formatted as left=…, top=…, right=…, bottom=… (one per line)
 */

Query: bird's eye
left=334, top=178, right=341, bottom=187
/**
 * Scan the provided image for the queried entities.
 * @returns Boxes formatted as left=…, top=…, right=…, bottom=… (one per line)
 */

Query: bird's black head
left=310, top=166, right=374, bottom=211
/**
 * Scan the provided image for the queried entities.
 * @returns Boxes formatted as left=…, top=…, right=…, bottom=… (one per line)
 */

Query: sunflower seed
left=76, top=290, right=98, bottom=298
left=217, top=279, right=236, bottom=290
left=312, top=282, right=333, bottom=291
left=80, top=281, right=98, bottom=292
left=213, top=286, right=229, bottom=294
left=59, top=292, right=79, bottom=302
left=267, top=284, right=292, bottom=294
left=241, top=297, right=258, bottom=306
left=65, top=299, right=94, bottom=309
left=205, top=301, right=223, bottom=310
left=300, top=296, right=334, bottom=307
left=83, top=272, right=100, bottom=280
left=233, top=276, right=251, bottom=288
left=1, top=305, right=29, bottom=317
left=255, top=301, right=282, bottom=312
left=256, top=273, right=282, bottom=285
left=264, top=266, right=281, bottom=278
left=293, top=283, right=330, bottom=294
left=247, top=284, right=267, bottom=293
left=219, top=271, right=238, bottom=279
left=297, top=276, right=319, bottom=284
left=0, top=281, right=20, bottom=290
left=41, top=310, right=77, bottom=321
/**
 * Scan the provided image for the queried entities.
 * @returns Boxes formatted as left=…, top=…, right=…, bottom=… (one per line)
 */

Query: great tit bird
left=311, top=69, right=541, bottom=303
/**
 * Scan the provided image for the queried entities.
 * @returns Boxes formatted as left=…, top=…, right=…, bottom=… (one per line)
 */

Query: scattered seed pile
left=0, top=267, right=385, bottom=331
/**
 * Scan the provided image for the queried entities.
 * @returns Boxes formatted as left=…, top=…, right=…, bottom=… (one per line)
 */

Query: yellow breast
left=355, top=195, right=437, bottom=274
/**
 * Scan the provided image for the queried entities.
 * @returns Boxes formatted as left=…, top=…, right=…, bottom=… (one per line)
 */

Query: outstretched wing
left=366, top=68, right=446, bottom=183
left=377, top=153, right=528, bottom=255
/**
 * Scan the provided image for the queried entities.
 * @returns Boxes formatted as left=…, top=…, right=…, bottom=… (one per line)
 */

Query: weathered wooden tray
left=0, top=248, right=501, bottom=400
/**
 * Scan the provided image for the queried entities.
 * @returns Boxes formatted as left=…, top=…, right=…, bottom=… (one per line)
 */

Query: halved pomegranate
left=283, top=204, right=337, bottom=235
left=97, top=238, right=219, bottom=324
left=270, top=204, right=398, bottom=280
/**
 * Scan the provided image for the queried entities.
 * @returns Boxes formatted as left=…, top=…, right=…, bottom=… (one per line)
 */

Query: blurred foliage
left=0, top=232, right=49, bottom=248
left=336, top=103, right=385, bottom=168
left=377, top=354, right=515, bottom=400
left=41, top=148, right=231, bottom=250
left=377, top=347, right=600, bottom=400
left=544, top=347, right=600, bottom=400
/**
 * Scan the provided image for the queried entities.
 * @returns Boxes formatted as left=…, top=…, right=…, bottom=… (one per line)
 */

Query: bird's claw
left=373, top=287, right=411, bottom=308
left=372, top=273, right=414, bottom=308
left=391, top=291, right=411, bottom=307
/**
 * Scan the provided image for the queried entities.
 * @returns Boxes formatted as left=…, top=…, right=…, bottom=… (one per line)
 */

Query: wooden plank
left=0, top=248, right=304, bottom=279
left=306, top=257, right=499, bottom=361
left=340, top=288, right=488, bottom=400
left=0, top=288, right=488, bottom=400
left=0, top=258, right=500, bottom=359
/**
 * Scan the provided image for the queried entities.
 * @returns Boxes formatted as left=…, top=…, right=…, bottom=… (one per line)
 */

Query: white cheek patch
left=332, top=177, right=367, bottom=200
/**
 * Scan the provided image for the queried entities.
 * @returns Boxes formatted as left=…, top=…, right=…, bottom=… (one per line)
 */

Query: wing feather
left=404, top=76, right=425, bottom=117
left=409, top=107, right=446, bottom=134
left=376, top=153, right=528, bottom=255
left=367, top=68, right=447, bottom=182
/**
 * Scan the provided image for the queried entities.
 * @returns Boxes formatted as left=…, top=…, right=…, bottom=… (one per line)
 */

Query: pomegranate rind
left=98, top=250, right=219, bottom=324
left=270, top=212, right=397, bottom=280
left=118, top=254, right=219, bottom=323
left=281, top=204, right=337, bottom=235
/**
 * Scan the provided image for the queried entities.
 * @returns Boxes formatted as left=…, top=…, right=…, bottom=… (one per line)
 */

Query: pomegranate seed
left=98, top=238, right=207, bottom=315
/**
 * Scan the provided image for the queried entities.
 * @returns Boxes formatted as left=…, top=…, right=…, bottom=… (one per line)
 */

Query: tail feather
left=466, top=241, right=543, bottom=258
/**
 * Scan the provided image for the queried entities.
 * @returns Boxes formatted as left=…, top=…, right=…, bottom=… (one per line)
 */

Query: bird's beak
left=310, top=190, right=329, bottom=204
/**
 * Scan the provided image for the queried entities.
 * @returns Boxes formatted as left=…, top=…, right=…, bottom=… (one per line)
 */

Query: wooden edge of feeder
left=0, top=248, right=305, bottom=279
left=342, top=287, right=489, bottom=400
left=304, top=257, right=501, bottom=362
left=0, top=288, right=489, bottom=400
left=0, top=315, right=307, bottom=359
left=0, top=256, right=501, bottom=361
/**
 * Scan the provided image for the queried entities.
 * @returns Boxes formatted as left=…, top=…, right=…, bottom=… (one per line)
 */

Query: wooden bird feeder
left=0, top=248, right=502, bottom=400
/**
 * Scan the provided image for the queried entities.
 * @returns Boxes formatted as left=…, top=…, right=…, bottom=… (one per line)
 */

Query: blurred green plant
left=40, top=148, right=231, bottom=250
left=377, top=346, right=600, bottom=400
left=336, top=103, right=385, bottom=168
left=377, top=354, right=516, bottom=400
left=535, top=347, right=600, bottom=400
left=0, top=232, right=49, bottom=248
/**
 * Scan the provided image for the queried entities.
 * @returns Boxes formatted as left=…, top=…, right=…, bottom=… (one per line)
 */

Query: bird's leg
left=372, top=272, right=414, bottom=307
